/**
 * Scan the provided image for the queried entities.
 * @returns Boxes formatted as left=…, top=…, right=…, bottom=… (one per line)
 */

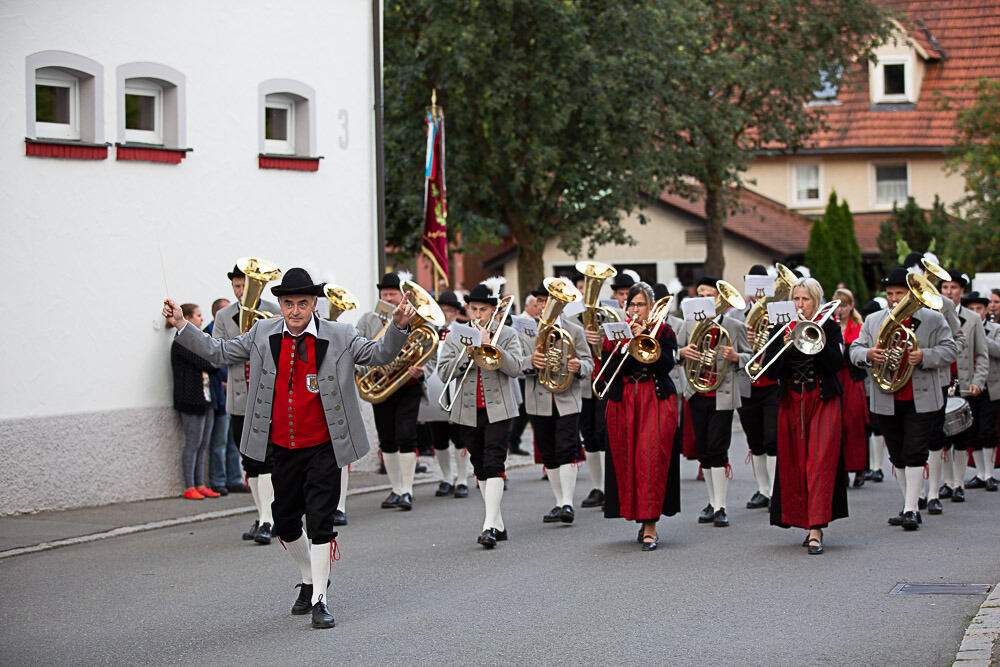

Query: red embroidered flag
left=422, top=91, right=448, bottom=290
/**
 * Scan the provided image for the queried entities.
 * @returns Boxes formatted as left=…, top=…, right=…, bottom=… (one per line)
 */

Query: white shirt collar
left=282, top=314, right=318, bottom=338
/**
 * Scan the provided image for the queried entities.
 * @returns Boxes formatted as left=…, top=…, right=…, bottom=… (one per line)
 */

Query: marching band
left=164, top=253, right=1000, bottom=626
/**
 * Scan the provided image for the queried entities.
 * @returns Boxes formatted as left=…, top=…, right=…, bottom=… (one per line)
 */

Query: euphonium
left=236, top=257, right=282, bottom=333
left=745, top=263, right=797, bottom=377
left=324, top=284, right=359, bottom=321
left=356, top=280, right=445, bottom=404
left=536, top=277, right=583, bottom=394
left=684, top=280, right=747, bottom=393
left=871, top=272, right=942, bottom=393
left=575, top=261, right=622, bottom=357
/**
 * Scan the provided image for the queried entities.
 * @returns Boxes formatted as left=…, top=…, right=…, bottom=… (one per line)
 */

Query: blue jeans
left=208, top=411, right=241, bottom=488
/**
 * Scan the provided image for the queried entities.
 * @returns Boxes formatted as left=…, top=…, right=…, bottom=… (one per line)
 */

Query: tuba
left=576, top=261, right=622, bottom=357
left=324, top=284, right=359, bottom=321
left=356, top=280, right=445, bottom=404
left=684, top=280, right=747, bottom=393
left=744, top=263, right=797, bottom=378
left=236, top=257, right=282, bottom=333
left=871, top=272, right=942, bottom=393
left=536, top=277, right=583, bottom=393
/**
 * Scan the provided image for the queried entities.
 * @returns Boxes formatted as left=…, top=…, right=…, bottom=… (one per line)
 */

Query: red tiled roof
left=804, top=0, right=1000, bottom=151
left=849, top=213, right=888, bottom=255
left=657, top=188, right=813, bottom=256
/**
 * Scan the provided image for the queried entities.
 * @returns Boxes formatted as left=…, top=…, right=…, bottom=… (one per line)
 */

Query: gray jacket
left=437, top=326, right=525, bottom=427
left=212, top=298, right=280, bottom=416
left=938, top=298, right=965, bottom=386
left=849, top=307, right=957, bottom=415
left=954, top=304, right=989, bottom=392
left=677, top=315, right=752, bottom=410
left=520, top=316, right=593, bottom=417
left=176, top=315, right=407, bottom=465
left=983, top=319, right=1000, bottom=398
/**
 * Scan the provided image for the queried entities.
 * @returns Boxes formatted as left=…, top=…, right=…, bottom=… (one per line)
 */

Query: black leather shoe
left=637, top=526, right=645, bottom=543
left=902, top=511, right=920, bottom=531
left=698, top=504, right=716, bottom=524
left=927, top=498, right=943, bottom=515
left=381, top=492, right=401, bottom=508
left=311, top=597, right=335, bottom=629
left=807, top=537, right=824, bottom=555
left=713, top=509, right=730, bottom=527
left=952, top=486, right=966, bottom=502
left=397, top=493, right=413, bottom=511
left=641, top=535, right=658, bottom=551
left=254, top=522, right=273, bottom=545
left=332, top=510, right=348, bottom=526
left=435, top=482, right=455, bottom=497
left=211, top=485, right=230, bottom=496
left=491, top=528, right=508, bottom=542
left=291, top=583, right=313, bottom=615
left=242, top=520, right=259, bottom=540
left=559, top=505, right=575, bottom=524
left=581, top=489, right=605, bottom=508
left=852, top=476, right=865, bottom=488
left=888, top=512, right=904, bottom=526
left=454, top=484, right=469, bottom=498
left=938, top=483, right=953, bottom=499
left=228, top=483, right=251, bottom=494
left=543, top=506, right=563, bottom=523
left=986, top=478, right=998, bottom=492
left=918, top=496, right=927, bottom=510
left=872, top=470, right=884, bottom=482
left=477, top=529, right=497, bottom=549
left=415, top=463, right=428, bottom=474
left=509, top=446, right=530, bottom=456
left=966, top=476, right=986, bottom=489
left=863, top=469, right=875, bottom=481
left=746, top=492, right=769, bottom=509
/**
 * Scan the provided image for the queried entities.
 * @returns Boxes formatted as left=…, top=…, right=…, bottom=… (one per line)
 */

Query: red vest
left=270, top=334, right=328, bottom=449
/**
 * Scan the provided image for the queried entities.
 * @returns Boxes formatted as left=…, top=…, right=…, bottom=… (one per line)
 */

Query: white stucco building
left=0, top=0, right=383, bottom=513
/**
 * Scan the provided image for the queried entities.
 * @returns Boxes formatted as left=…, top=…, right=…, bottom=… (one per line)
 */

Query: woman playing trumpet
left=763, top=278, right=849, bottom=554
left=599, top=282, right=680, bottom=551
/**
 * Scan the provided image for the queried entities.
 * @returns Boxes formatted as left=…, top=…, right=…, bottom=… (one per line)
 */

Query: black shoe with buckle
left=381, top=492, right=401, bottom=508
left=543, top=506, right=563, bottom=523
left=581, top=489, right=605, bottom=508
left=311, top=596, right=335, bottom=629
left=641, top=534, right=658, bottom=551
left=454, top=484, right=469, bottom=498
left=986, top=478, right=998, bottom=492
left=559, top=505, right=575, bottom=524
left=807, top=535, right=824, bottom=555
left=927, top=498, right=943, bottom=514
left=415, top=463, right=428, bottom=474
left=952, top=486, right=966, bottom=502
left=938, top=483, right=953, bottom=499
left=888, top=511, right=904, bottom=526
left=254, top=522, right=272, bottom=545
left=872, top=470, right=884, bottom=482
left=332, top=510, right=347, bottom=526
left=746, top=492, right=769, bottom=509
left=292, top=583, right=313, bottom=615
left=918, top=496, right=927, bottom=510
left=435, top=482, right=455, bottom=497
left=713, top=509, right=730, bottom=527
left=491, top=527, right=508, bottom=542
left=966, top=476, right=986, bottom=489
left=242, top=520, right=259, bottom=540
left=852, top=476, right=865, bottom=488
left=698, top=504, right=716, bottom=524
left=397, top=493, right=413, bottom=511
left=902, top=511, right=921, bottom=530
left=477, top=530, right=497, bottom=549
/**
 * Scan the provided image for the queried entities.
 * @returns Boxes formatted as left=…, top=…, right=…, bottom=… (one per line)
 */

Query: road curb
left=0, top=463, right=536, bottom=560
left=954, top=582, right=1000, bottom=664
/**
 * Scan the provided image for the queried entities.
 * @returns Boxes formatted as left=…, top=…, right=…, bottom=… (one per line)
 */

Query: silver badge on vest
left=307, top=374, right=319, bottom=393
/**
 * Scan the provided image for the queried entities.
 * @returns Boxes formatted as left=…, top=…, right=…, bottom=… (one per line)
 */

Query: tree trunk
left=703, top=174, right=727, bottom=277
left=511, top=218, right=545, bottom=307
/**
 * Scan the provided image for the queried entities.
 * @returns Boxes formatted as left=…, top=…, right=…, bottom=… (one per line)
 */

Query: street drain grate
left=890, top=583, right=992, bottom=595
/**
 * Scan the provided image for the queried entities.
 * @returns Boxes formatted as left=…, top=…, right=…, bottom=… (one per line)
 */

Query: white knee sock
left=984, top=448, right=996, bottom=481
left=869, top=435, right=885, bottom=472
left=904, top=467, right=923, bottom=513
left=558, top=464, right=577, bottom=508
left=383, top=451, right=401, bottom=494
left=927, top=455, right=943, bottom=500
left=284, top=535, right=312, bottom=584
left=436, top=448, right=453, bottom=484
left=248, top=476, right=262, bottom=517
left=711, top=467, right=729, bottom=511
left=483, top=477, right=504, bottom=531
left=972, top=449, right=986, bottom=481
left=766, top=456, right=777, bottom=496
left=337, top=467, right=349, bottom=513
left=752, top=455, right=770, bottom=496
left=896, top=466, right=907, bottom=502
left=399, top=452, right=417, bottom=495
left=455, top=450, right=469, bottom=487
left=950, top=448, right=965, bottom=489
left=547, top=467, right=564, bottom=506
left=704, top=468, right=716, bottom=508
left=585, top=451, right=604, bottom=491
left=309, top=542, right=332, bottom=605
left=477, top=478, right=486, bottom=501
left=257, top=473, right=274, bottom=524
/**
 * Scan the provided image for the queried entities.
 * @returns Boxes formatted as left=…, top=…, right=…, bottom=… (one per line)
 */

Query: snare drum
left=943, top=397, right=973, bottom=437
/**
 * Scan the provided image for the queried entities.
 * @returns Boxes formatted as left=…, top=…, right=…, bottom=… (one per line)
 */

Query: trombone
left=437, top=295, right=515, bottom=411
left=592, top=296, right=672, bottom=399
left=745, top=300, right=841, bottom=383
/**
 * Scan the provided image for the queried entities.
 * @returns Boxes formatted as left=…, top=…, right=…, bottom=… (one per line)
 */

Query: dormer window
left=872, top=55, right=914, bottom=104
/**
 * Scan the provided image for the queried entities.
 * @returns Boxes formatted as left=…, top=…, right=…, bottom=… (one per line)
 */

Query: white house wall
left=0, top=0, right=380, bottom=513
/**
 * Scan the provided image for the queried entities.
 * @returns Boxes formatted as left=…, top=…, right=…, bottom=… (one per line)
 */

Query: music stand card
left=562, top=300, right=586, bottom=318
left=599, top=299, right=625, bottom=321
left=374, top=300, right=395, bottom=320
left=682, top=297, right=715, bottom=322
left=602, top=321, right=633, bottom=342
left=766, top=301, right=797, bottom=328
left=511, top=316, right=538, bottom=338
left=449, top=322, right=483, bottom=347
left=744, top=275, right=774, bottom=299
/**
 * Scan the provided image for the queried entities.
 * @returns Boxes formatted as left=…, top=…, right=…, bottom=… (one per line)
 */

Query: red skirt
left=838, top=368, right=868, bottom=472
left=605, top=382, right=678, bottom=521
left=679, top=396, right=698, bottom=460
left=770, top=387, right=848, bottom=529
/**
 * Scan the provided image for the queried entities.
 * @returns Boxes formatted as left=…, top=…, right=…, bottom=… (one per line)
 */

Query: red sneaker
left=183, top=487, right=205, bottom=500
left=197, top=486, right=220, bottom=498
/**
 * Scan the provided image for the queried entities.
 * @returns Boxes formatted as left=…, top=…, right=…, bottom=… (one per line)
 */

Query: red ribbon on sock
left=330, top=539, right=341, bottom=563
left=725, top=462, right=734, bottom=480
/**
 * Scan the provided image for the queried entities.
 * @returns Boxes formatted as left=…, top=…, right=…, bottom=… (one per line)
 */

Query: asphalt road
left=2, top=432, right=998, bottom=666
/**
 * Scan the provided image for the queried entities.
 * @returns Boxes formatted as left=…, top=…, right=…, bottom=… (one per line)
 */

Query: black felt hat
left=861, top=299, right=884, bottom=317
left=270, top=267, right=325, bottom=297
left=610, top=271, right=636, bottom=291
left=882, top=266, right=909, bottom=288
left=377, top=272, right=402, bottom=291
left=466, top=283, right=498, bottom=306
left=748, top=264, right=768, bottom=276
left=962, top=291, right=989, bottom=307
left=227, top=264, right=245, bottom=280
left=697, top=275, right=721, bottom=290
left=529, top=281, right=548, bottom=297
left=944, top=268, right=968, bottom=287
left=903, top=252, right=924, bottom=269
left=437, top=290, right=465, bottom=313
left=653, top=282, right=669, bottom=300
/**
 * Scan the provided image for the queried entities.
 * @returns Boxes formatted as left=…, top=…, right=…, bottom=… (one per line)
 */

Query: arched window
left=25, top=51, right=104, bottom=145
left=116, top=62, right=187, bottom=148
left=258, top=79, right=320, bottom=171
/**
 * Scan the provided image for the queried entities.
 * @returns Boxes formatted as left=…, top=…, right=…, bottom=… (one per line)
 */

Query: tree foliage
left=807, top=193, right=867, bottom=302
left=877, top=196, right=943, bottom=269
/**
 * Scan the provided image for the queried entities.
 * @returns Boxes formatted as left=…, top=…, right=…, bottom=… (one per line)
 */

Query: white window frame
left=124, top=81, right=164, bottom=145
left=792, top=163, right=822, bottom=207
left=264, top=96, right=296, bottom=155
left=872, top=55, right=914, bottom=104
left=34, top=73, right=79, bottom=140
left=871, top=162, right=909, bottom=209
